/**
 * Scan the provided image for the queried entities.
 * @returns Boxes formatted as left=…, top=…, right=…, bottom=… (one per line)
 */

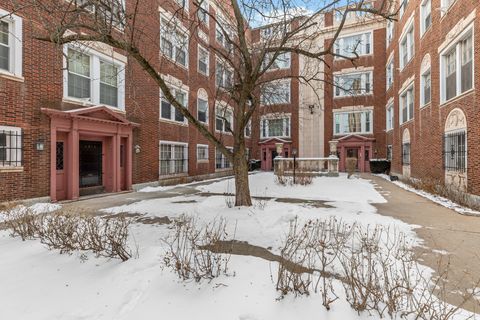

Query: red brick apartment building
left=1, top=0, right=480, bottom=202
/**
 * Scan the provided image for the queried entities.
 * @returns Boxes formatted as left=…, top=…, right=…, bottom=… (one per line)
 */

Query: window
left=400, top=85, right=414, bottom=124
left=56, top=142, right=64, bottom=170
left=441, top=0, right=454, bottom=14
left=386, top=103, right=394, bottom=131
left=197, top=0, right=209, bottom=24
left=260, top=116, right=290, bottom=138
left=421, top=69, right=431, bottom=106
left=0, top=10, right=23, bottom=77
left=440, top=28, right=473, bottom=102
left=100, top=61, right=119, bottom=107
left=174, top=0, right=188, bottom=10
left=245, top=120, right=251, bottom=137
left=197, top=97, right=208, bottom=123
left=386, top=59, right=394, bottom=89
left=260, top=80, right=291, bottom=105
left=197, top=144, right=209, bottom=161
left=260, top=23, right=290, bottom=40
left=334, top=72, right=372, bottom=97
left=333, top=110, right=373, bottom=135
left=160, top=142, right=188, bottom=175
left=399, top=23, right=414, bottom=69
left=215, top=60, right=233, bottom=89
left=262, top=52, right=291, bottom=71
left=160, top=18, right=188, bottom=67
left=0, top=126, right=22, bottom=167
left=64, top=46, right=125, bottom=109
left=443, top=131, right=466, bottom=172
left=334, top=32, right=371, bottom=58
left=215, top=11, right=233, bottom=50
left=399, top=0, right=409, bottom=17
left=420, top=0, right=431, bottom=36
left=386, top=20, right=394, bottom=46
left=161, top=87, right=187, bottom=123
left=215, top=105, right=233, bottom=133
left=402, top=143, right=411, bottom=165
left=216, top=147, right=232, bottom=169
left=198, top=46, right=209, bottom=75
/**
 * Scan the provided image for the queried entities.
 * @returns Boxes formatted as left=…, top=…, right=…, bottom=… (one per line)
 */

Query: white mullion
left=91, top=55, right=100, bottom=104
left=456, top=44, right=462, bottom=96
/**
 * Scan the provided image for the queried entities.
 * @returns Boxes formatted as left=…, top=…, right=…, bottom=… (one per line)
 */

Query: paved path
left=367, top=174, right=480, bottom=313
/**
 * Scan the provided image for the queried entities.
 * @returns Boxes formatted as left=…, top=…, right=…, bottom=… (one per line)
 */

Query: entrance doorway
left=271, top=150, right=278, bottom=171
left=79, top=140, right=103, bottom=188
left=346, top=147, right=359, bottom=171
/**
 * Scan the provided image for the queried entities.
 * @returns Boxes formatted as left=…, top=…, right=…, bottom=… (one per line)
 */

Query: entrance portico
left=336, top=134, right=375, bottom=173
left=42, top=106, right=137, bottom=202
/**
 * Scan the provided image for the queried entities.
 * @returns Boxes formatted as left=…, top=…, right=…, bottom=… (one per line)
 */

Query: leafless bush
left=276, top=218, right=478, bottom=319
left=163, top=215, right=232, bottom=282
left=275, top=172, right=314, bottom=186
left=4, top=207, right=133, bottom=261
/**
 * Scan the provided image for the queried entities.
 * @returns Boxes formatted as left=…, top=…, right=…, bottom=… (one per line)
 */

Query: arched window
left=444, top=108, right=467, bottom=172
left=420, top=54, right=431, bottom=106
left=402, top=129, right=410, bottom=166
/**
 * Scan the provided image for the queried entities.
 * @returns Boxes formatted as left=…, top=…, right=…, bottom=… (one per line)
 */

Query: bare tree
left=6, top=0, right=396, bottom=206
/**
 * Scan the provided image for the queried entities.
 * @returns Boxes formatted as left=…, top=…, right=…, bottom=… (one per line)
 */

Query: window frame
left=197, top=96, right=209, bottom=124
left=215, top=146, right=233, bottom=170
left=160, top=15, right=189, bottom=68
left=197, top=45, right=209, bottom=76
left=420, top=0, right=432, bottom=36
left=0, top=125, right=22, bottom=168
left=0, top=9, right=22, bottom=79
left=160, top=86, right=189, bottom=124
left=386, top=57, right=394, bottom=90
left=333, top=109, right=373, bottom=136
left=260, top=79, right=291, bottom=105
left=196, top=144, right=209, bottom=162
left=262, top=51, right=291, bottom=71
left=399, top=83, right=415, bottom=124
left=63, top=45, right=126, bottom=110
left=215, top=104, right=233, bottom=133
left=260, top=114, right=291, bottom=139
left=386, top=103, right=394, bottom=132
left=420, top=68, right=431, bottom=107
left=399, top=21, right=414, bottom=70
left=334, top=31, right=373, bottom=60
left=334, top=71, right=373, bottom=98
left=159, top=141, right=189, bottom=176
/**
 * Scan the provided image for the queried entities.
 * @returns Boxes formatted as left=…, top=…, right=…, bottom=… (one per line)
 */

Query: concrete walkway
left=367, top=174, right=480, bottom=313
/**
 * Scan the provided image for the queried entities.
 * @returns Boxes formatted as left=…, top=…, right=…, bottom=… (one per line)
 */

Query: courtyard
left=1, top=172, right=480, bottom=319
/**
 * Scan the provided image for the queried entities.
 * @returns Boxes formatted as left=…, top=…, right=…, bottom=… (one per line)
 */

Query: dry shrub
left=346, top=157, right=357, bottom=178
left=404, top=177, right=480, bottom=212
left=4, top=206, right=132, bottom=261
left=275, top=172, right=314, bottom=186
left=163, top=215, right=232, bottom=282
left=276, top=218, right=478, bottom=319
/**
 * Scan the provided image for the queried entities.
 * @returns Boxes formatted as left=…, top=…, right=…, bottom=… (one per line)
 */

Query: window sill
left=197, top=160, right=209, bottom=164
left=333, top=132, right=373, bottom=137
left=0, top=166, right=24, bottom=173
left=215, top=130, right=232, bottom=135
left=334, top=93, right=373, bottom=99
left=400, top=119, right=414, bottom=127
left=62, top=98, right=125, bottom=112
left=386, top=128, right=394, bottom=133
left=215, top=168, right=233, bottom=172
left=439, top=1, right=458, bottom=19
left=160, top=54, right=189, bottom=71
left=439, top=89, right=475, bottom=107
left=420, top=102, right=431, bottom=109
left=159, top=173, right=188, bottom=179
left=0, top=71, right=24, bottom=83
left=159, top=118, right=189, bottom=127
left=420, top=25, right=432, bottom=39
left=334, top=54, right=373, bottom=61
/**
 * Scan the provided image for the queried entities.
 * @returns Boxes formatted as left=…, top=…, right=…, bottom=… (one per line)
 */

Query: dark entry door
left=79, top=141, right=103, bottom=188
left=271, top=150, right=278, bottom=171
left=346, top=148, right=359, bottom=171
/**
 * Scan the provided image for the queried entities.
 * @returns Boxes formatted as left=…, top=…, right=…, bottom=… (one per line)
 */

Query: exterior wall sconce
left=134, top=145, right=141, bottom=154
left=308, top=104, right=322, bottom=114
left=35, top=140, right=45, bottom=151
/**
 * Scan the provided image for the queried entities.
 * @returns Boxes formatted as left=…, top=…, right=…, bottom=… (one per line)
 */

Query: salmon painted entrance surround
left=336, top=134, right=375, bottom=173
left=259, top=138, right=292, bottom=171
left=42, top=106, right=137, bottom=201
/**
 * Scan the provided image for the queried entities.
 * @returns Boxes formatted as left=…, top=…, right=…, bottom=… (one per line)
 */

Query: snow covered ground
left=0, top=173, right=475, bottom=319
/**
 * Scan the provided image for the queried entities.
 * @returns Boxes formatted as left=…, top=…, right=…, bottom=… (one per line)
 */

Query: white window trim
left=0, top=9, right=23, bottom=79
left=62, top=44, right=126, bottom=110
left=420, top=0, right=431, bottom=37
left=420, top=68, right=431, bottom=107
left=260, top=79, right=292, bottom=105
left=215, top=57, right=233, bottom=89
left=159, top=140, right=189, bottom=176
left=159, top=11, right=190, bottom=68
left=160, top=86, right=189, bottom=124
left=215, top=146, right=233, bottom=170
left=215, top=103, right=233, bottom=134
left=263, top=51, right=291, bottom=72
left=386, top=20, right=394, bottom=47
left=399, top=83, right=415, bottom=124
left=260, top=114, right=291, bottom=139
left=197, top=45, right=209, bottom=76
left=244, top=120, right=251, bottom=138
left=386, top=103, right=394, bottom=132
left=386, top=55, right=394, bottom=90
left=333, top=109, right=374, bottom=136
left=196, top=144, right=209, bottom=162
left=399, top=17, right=415, bottom=70
left=0, top=125, right=22, bottom=168
left=334, top=71, right=373, bottom=98
left=439, top=23, right=475, bottom=104
left=334, top=30, right=373, bottom=60
left=197, top=96, right=208, bottom=125
left=440, top=0, right=457, bottom=17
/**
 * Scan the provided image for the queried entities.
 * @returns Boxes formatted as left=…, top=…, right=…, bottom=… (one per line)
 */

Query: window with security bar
left=0, top=126, right=22, bottom=167
left=443, top=131, right=466, bottom=172
left=160, top=143, right=188, bottom=175
left=402, top=143, right=410, bottom=166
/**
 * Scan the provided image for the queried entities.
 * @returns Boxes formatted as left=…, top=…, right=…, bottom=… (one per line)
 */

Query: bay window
left=260, top=116, right=290, bottom=138
left=333, top=110, right=373, bottom=135
left=441, top=28, right=473, bottom=103
left=334, top=71, right=372, bottom=97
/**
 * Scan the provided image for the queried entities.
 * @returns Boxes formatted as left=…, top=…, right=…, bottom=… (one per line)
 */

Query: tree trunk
left=232, top=145, right=252, bottom=207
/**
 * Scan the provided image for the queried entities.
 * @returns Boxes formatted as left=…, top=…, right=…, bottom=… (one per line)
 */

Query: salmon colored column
left=126, top=132, right=133, bottom=190
left=113, top=131, right=120, bottom=192
left=50, top=123, right=57, bottom=202
left=67, top=119, right=80, bottom=200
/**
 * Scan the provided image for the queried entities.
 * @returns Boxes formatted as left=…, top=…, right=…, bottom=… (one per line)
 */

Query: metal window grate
left=0, top=129, right=22, bottom=167
left=443, top=131, right=466, bottom=172
left=402, top=143, right=410, bottom=166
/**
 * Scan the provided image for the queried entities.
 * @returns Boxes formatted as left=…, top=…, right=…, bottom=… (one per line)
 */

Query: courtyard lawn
left=0, top=173, right=475, bottom=319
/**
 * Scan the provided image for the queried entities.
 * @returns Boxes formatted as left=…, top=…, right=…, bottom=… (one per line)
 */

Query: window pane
left=0, top=21, right=9, bottom=71
left=198, top=98, right=208, bottom=122
left=68, top=49, right=90, bottom=77
left=161, top=99, right=171, bottom=119
left=68, top=73, right=91, bottom=99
